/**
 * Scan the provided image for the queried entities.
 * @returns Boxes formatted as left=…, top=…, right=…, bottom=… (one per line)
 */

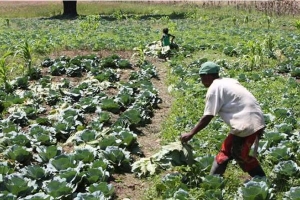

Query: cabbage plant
left=21, top=165, right=48, bottom=181
left=201, top=175, right=226, bottom=190
left=4, top=173, right=37, bottom=197
left=34, top=145, right=61, bottom=163
left=7, top=111, right=29, bottom=127
left=272, top=160, right=300, bottom=180
left=47, top=154, right=82, bottom=172
left=73, top=147, right=97, bottom=164
left=42, top=177, right=75, bottom=199
left=262, top=131, right=287, bottom=147
left=4, top=145, right=32, bottom=164
left=264, top=145, right=292, bottom=164
left=237, top=177, right=273, bottom=200
left=158, top=173, right=189, bottom=199
left=0, top=161, right=14, bottom=179
left=87, top=182, right=115, bottom=198
left=132, top=141, right=194, bottom=177
left=58, top=168, right=84, bottom=187
left=29, top=125, right=56, bottom=145
left=284, top=186, right=300, bottom=200
left=71, top=129, right=97, bottom=145
left=3, top=132, right=31, bottom=147
left=84, top=167, right=110, bottom=185
left=74, top=191, right=107, bottom=200
left=101, top=146, right=131, bottom=171
left=20, top=192, right=53, bottom=200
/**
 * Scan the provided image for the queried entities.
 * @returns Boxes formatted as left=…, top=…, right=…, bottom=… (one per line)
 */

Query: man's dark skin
left=180, top=73, right=219, bottom=143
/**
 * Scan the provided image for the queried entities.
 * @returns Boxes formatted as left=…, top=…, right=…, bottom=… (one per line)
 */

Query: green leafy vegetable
left=237, top=177, right=272, bottom=200
left=42, top=177, right=74, bottom=198
left=4, top=174, right=37, bottom=197
left=84, top=167, right=110, bottom=184
left=88, top=182, right=115, bottom=198
left=284, top=186, right=300, bottom=200
left=132, top=141, right=194, bottom=177
left=35, top=145, right=61, bottom=163
left=4, top=145, right=32, bottom=164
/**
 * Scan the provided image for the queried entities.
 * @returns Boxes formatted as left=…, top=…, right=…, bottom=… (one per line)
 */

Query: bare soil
left=50, top=50, right=173, bottom=200
left=112, top=58, right=172, bottom=200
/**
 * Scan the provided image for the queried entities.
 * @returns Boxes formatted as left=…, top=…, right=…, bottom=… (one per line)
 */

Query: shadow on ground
left=40, top=12, right=186, bottom=21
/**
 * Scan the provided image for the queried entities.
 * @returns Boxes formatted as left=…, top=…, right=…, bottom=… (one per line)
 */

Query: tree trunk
left=63, top=0, right=78, bottom=17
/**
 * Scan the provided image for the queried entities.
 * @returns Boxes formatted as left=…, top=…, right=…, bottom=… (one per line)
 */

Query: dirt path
left=111, top=57, right=173, bottom=200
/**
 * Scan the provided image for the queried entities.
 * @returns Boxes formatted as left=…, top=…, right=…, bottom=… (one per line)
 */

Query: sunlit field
left=0, top=1, right=299, bottom=199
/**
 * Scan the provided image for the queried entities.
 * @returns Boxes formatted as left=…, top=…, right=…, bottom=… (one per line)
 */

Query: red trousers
left=216, top=129, right=263, bottom=172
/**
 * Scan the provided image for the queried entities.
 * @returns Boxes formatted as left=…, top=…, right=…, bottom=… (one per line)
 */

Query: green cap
left=199, top=61, right=220, bottom=75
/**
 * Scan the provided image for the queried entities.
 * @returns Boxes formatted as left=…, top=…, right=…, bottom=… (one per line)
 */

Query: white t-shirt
left=204, top=78, right=265, bottom=137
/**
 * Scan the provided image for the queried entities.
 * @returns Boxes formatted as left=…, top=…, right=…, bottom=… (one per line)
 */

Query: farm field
left=0, top=1, right=300, bottom=200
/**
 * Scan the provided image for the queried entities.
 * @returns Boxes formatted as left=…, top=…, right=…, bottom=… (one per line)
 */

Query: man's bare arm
left=180, top=115, right=214, bottom=142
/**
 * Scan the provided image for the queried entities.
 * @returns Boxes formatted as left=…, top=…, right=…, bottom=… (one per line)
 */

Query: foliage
left=3, top=174, right=37, bottom=197
left=0, top=52, right=14, bottom=93
left=0, top=53, right=162, bottom=199
left=0, top=3, right=299, bottom=199
left=284, top=187, right=300, bottom=200
left=132, top=141, right=194, bottom=177
left=237, top=177, right=273, bottom=200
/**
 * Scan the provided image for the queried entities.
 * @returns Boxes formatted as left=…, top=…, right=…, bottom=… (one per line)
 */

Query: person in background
left=180, top=61, right=266, bottom=179
left=160, top=28, right=175, bottom=49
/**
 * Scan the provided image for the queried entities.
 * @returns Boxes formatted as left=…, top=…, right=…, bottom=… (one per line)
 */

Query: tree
left=62, top=0, right=78, bottom=17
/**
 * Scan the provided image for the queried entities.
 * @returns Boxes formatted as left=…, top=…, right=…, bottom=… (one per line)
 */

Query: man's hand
left=180, top=132, right=194, bottom=143
left=179, top=115, right=213, bottom=143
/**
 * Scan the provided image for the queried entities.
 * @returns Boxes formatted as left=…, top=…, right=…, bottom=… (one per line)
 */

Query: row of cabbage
left=0, top=54, right=160, bottom=199
left=143, top=57, right=299, bottom=199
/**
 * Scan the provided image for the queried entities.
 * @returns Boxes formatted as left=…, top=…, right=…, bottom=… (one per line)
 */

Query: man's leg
left=210, top=159, right=230, bottom=176
left=247, top=165, right=266, bottom=177
left=231, top=129, right=266, bottom=177
left=210, top=134, right=234, bottom=176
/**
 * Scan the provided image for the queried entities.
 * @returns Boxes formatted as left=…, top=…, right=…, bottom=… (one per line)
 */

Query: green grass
left=0, top=2, right=299, bottom=199
left=0, top=1, right=213, bottom=18
left=0, top=2, right=62, bottom=18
